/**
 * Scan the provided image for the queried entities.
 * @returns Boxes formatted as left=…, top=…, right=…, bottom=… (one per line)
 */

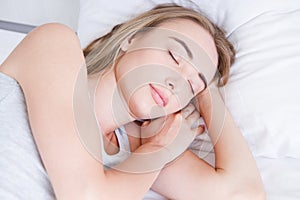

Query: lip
left=149, top=84, right=169, bottom=107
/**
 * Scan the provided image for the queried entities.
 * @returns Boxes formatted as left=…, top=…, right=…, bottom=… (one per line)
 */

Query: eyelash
left=188, top=80, right=195, bottom=95
left=168, top=50, right=179, bottom=65
left=168, top=50, right=197, bottom=95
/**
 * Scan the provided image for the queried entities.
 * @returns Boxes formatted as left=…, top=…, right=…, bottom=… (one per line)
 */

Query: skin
left=91, top=19, right=217, bottom=134
left=88, top=19, right=217, bottom=156
left=0, top=18, right=265, bottom=200
left=89, top=19, right=218, bottom=156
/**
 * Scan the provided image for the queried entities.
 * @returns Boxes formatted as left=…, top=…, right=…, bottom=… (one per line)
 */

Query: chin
left=130, top=104, right=180, bottom=121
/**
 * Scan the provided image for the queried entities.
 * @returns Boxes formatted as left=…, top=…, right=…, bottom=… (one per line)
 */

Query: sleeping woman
left=0, top=4, right=265, bottom=200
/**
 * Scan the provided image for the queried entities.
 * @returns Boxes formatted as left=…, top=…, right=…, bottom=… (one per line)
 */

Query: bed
left=1, top=0, right=300, bottom=199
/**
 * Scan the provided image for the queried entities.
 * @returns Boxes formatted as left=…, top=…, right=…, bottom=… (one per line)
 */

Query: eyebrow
left=169, top=36, right=193, bottom=59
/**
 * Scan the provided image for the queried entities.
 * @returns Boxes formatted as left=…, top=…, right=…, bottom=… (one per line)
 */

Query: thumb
left=141, top=120, right=151, bottom=127
left=192, top=117, right=207, bottom=136
left=196, top=124, right=206, bottom=136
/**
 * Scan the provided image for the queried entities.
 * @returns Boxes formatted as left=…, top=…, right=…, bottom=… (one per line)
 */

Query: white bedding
left=256, top=157, right=300, bottom=200
left=0, top=29, right=25, bottom=65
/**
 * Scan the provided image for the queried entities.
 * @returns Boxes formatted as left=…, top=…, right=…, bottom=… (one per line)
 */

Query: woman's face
left=115, top=19, right=218, bottom=120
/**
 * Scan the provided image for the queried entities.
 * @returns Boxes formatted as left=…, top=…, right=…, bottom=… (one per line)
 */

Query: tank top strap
left=101, top=125, right=131, bottom=168
left=114, top=125, right=131, bottom=152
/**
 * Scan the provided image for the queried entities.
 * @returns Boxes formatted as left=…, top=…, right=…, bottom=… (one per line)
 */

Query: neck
left=88, top=69, right=135, bottom=134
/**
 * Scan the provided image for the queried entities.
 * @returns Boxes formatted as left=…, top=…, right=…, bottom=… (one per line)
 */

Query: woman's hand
left=195, top=88, right=213, bottom=120
left=140, top=103, right=205, bottom=156
left=195, top=85, right=220, bottom=131
left=113, top=104, right=205, bottom=174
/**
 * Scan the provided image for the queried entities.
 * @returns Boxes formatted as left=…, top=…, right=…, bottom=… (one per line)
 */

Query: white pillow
left=77, top=0, right=300, bottom=158
left=224, top=8, right=300, bottom=158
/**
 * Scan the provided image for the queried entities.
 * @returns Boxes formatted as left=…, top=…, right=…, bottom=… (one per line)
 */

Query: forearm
left=199, top=87, right=261, bottom=180
left=87, top=144, right=170, bottom=200
left=209, top=108, right=265, bottom=197
left=152, top=149, right=264, bottom=200
left=152, top=115, right=264, bottom=200
left=151, top=88, right=265, bottom=199
left=199, top=87, right=264, bottom=197
left=89, top=113, right=199, bottom=199
left=151, top=150, right=219, bottom=200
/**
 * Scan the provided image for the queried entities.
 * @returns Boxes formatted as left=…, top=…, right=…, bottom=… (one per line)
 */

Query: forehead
left=158, top=19, right=218, bottom=65
left=130, top=19, right=218, bottom=84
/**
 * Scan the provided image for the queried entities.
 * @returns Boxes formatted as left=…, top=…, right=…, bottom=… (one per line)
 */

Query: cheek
left=127, top=87, right=151, bottom=109
left=167, top=93, right=191, bottom=113
left=116, top=49, right=170, bottom=79
left=128, top=95, right=151, bottom=119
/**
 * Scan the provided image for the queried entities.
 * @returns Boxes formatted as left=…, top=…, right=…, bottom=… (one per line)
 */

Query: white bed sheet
left=255, top=156, right=300, bottom=200
left=0, top=29, right=26, bottom=65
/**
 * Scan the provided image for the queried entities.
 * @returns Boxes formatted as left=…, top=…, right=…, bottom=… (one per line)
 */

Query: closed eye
left=198, top=73, right=207, bottom=90
left=168, top=50, right=179, bottom=65
left=188, top=80, right=195, bottom=95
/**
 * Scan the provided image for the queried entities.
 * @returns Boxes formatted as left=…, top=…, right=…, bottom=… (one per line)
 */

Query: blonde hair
left=83, top=4, right=235, bottom=86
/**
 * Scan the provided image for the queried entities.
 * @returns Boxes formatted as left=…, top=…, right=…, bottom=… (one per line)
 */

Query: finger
left=164, top=113, right=182, bottom=132
left=186, top=110, right=200, bottom=125
left=195, top=125, right=205, bottom=136
left=181, top=103, right=196, bottom=119
left=195, top=88, right=211, bottom=111
left=141, top=120, right=151, bottom=127
left=141, top=116, right=167, bottom=138
left=190, top=117, right=205, bottom=129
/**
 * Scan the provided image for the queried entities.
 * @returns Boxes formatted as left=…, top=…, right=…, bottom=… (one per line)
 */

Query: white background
left=0, top=0, right=79, bottom=30
left=0, top=0, right=80, bottom=64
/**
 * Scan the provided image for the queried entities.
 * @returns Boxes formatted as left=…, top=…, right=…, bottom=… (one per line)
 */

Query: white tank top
left=101, top=126, right=131, bottom=168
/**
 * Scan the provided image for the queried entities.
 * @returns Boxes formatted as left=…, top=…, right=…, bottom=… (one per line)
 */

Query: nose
left=165, top=76, right=194, bottom=94
left=165, top=77, right=175, bottom=91
left=164, top=76, right=195, bottom=108
left=165, top=76, right=190, bottom=94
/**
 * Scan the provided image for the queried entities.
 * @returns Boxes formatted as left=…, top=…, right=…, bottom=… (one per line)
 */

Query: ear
left=120, top=37, right=131, bottom=52
left=120, top=33, right=136, bottom=52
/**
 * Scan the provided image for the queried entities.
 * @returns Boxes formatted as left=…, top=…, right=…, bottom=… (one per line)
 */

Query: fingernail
left=142, top=121, right=150, bottom=127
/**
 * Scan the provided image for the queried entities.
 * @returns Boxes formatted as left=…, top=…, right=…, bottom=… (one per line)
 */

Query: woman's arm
left=150, top=87, right=266, bottom=200
left=0, top=23, right=186, bottom=200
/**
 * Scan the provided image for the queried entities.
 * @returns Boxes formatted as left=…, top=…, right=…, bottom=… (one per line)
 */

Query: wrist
left=113, top=143, right=170, bottom=173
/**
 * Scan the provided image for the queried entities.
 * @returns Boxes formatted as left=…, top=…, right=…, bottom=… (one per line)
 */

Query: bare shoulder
left=0, top=23, right=84, bottom=83
left=0, top=23, right=106, bottom=198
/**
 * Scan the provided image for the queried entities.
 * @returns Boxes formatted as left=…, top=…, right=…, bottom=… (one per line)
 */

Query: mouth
left=149, top=84, right=169, bottom=107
